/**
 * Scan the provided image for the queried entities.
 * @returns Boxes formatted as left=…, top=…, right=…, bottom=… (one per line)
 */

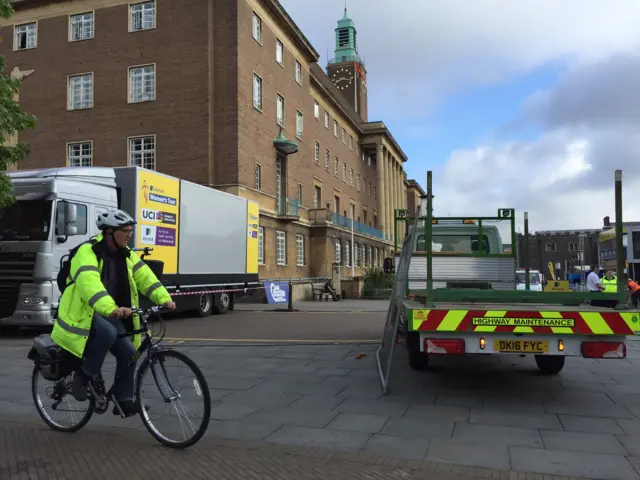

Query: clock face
left=331, top=67, right=354, bottom=90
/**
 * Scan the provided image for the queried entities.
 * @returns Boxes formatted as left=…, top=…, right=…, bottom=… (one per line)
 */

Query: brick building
left=405, top=179, right=425, bottom=215
left=0, top=0, right=417, bottom=280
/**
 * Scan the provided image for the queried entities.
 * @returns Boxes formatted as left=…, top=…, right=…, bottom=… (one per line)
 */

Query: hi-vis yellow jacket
left=601, top=276, right=617, bottom=293
left=51, top=234, right=172, bottom=358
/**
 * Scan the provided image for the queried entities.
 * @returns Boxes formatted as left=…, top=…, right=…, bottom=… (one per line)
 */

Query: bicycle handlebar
left=130, top=305, right=171, bottom=316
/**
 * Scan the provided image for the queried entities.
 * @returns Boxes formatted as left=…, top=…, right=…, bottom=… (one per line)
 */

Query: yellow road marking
left=164, top=337, right=380, bottom=344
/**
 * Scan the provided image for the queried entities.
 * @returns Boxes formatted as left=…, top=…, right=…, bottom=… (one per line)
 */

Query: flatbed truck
left=394, top=169, right=638, bottom=376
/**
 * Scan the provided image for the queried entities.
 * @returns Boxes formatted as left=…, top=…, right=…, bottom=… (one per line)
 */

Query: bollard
left=288, top=280, right=293, bottom=311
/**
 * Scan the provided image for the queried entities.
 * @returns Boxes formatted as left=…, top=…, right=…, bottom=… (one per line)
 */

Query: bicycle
left=29, top=304, right=212, bottom=449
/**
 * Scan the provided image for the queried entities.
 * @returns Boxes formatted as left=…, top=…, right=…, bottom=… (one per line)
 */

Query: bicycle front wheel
left=136, top=349, right=211, bottom=448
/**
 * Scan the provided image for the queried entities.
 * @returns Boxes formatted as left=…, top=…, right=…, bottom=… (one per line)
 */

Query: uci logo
left=141, top=208, right=162, bottom=222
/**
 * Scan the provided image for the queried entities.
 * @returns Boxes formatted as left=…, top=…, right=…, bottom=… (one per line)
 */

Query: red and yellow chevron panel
left=409, top=309, right=640, bottom=335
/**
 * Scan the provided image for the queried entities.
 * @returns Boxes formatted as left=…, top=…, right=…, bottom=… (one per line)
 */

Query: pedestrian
left=628, top=279, right=640, bottom=307
left=587, top=265, right=606, bottom=307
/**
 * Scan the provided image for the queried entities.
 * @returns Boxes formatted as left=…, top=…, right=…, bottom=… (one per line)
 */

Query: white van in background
left=516, top=269, right=543, bottom=291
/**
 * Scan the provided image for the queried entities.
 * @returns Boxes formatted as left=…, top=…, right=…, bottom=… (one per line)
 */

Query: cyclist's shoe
left=113, top=400, right=150, bottom=417
left=71, top=371, right=88, bottom=402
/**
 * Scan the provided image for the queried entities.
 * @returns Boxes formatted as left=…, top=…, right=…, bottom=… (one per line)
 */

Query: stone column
left=385, top=151, right=392, bottom=241
left=6, top=67, right=35, bottom=171
left=397, top=162, right=402, bottom=212
left=391, top=155, right=397, bottom=241
left=375, top=144, right=386, bottom=239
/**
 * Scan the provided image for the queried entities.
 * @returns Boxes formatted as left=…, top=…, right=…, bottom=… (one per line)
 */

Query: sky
left=279, top=0, right=640, bottom=233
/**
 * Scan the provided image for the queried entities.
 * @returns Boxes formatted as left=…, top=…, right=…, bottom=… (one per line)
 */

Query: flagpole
left=351, top=206, right=355, bottom=277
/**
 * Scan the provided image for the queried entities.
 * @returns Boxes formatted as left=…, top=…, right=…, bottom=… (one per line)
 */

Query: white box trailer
left=0, top=166, right=260, bottom=330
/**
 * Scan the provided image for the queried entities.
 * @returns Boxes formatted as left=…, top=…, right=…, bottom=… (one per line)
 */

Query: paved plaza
left=2, top=307, right=640, bottom=479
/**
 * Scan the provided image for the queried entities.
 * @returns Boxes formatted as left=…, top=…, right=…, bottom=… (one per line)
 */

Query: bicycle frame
left=91, top=306, right=180, bottom=417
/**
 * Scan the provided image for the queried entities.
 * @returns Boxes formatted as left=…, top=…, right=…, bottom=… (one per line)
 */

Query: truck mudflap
left=409, top=309, right=640, bottom=335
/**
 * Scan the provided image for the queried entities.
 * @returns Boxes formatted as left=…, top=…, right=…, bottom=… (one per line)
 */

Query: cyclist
left=51, top=208, right=176, bottom=417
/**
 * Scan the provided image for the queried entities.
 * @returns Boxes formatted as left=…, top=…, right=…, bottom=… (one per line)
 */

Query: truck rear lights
left=479, top=337, right=486, bottom=350
left=581, top=341, right=626, bottom=359
left=558, top=339, right=564, bottom=352
left=425, top=338, right=465, bottom=354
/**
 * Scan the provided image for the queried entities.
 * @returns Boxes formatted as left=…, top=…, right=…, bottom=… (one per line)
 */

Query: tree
left=0, top=0, right=37, bottom=208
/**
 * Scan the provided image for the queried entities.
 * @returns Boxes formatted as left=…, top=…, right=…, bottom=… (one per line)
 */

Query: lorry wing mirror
left=64, top=225, right=78, bottom=236
left=64, top=202, right=77, bottom=224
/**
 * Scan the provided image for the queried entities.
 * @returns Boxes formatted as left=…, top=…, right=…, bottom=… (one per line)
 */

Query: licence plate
left=493, top=340, right=549, bottom=353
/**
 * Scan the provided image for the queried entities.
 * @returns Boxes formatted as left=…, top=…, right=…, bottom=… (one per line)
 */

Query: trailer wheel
left=407, top=332, right=429, bottom=371
left=535, top=355, right=565, bottom=375
left=194, top=293, right=213, bottom=317
left=213, top=293, right=231, bottom=315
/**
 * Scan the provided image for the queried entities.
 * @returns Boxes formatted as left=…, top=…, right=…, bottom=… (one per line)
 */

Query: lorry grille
left=0, top=282, right=20, bottom=318
left=0, top=252, right=36, bottom=281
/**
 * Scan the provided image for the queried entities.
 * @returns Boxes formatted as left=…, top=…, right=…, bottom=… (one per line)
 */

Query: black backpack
left=57, top=239, right=97, bottom=295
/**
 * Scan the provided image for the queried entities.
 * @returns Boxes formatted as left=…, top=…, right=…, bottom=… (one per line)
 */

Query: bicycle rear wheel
left=32, top=366, right=94, bottom=432
left=136, top=349, right=211, bottom=448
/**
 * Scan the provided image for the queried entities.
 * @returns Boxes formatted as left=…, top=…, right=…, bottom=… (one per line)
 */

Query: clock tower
left=327, top=8, right=368, bottom=121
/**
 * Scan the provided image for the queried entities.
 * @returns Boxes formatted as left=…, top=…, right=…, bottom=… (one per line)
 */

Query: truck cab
left=515, top=269, right=543, bottom=291
left=0, top=167, right=118, bottom=329
left=414, top=222, right=504, bottom=254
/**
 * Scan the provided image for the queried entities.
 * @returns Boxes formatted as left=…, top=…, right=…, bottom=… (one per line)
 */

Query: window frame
left=128, top=134, right=157, bottom=170
left=295, top=61, right=302, bottom=85
left=67, top=72, right=94, bottom=111
left=276, top=94, right=285, bottom=126
left=128, top=64, right=156, bottom=103
left=276, top=230, right=286, bottom=266
left=252, top=73, right=263, bottom=111
left=13, top=22, right=37, bottom=51
left=66, top=140, right=94, bottom=167
left=314, top=141, right=320, bottom=165
left=296, top=234, right=305, bottom=267
left=68, top=11, right=95, bottom=42
left=255, top=163, right=262, bottom=191
left=258, top=226, right=265, bottom=265
left=252, top=12, right=262, bottom=43
left=275, top=38, right=284, bottom=65
left=295, top=110, right=303, bottom=138
left=129, top=0, right=156, bottom=33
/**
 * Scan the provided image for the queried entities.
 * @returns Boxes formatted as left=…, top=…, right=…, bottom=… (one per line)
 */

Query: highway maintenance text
left=472, top=317, right=575, bottom=327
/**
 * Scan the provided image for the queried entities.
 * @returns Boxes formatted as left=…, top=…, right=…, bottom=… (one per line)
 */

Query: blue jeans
left=81, top=314, right=137, bottom=402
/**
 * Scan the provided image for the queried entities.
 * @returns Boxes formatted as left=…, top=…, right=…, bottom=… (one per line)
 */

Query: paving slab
left=469, top=408, right=563, bottom=430
left=326, top=413, right=390, bottom=434
left=245, top=406, right=339, bottom=428
left=403, top=404, right=470, bottom=423
left=362, top=434, right=430, bottom=460
left=265, top=425, right=372, bottom=452
left=380, top=417, right=454, bottom=440
left=452, top=423, right=543, bottom=448
left=510, top=447, right=640, bottom=480
left=426, top=438, right=511, bottom=470
left=559, top=414, right=625, bottom=434
left=540, top=429, right=628, bottom=455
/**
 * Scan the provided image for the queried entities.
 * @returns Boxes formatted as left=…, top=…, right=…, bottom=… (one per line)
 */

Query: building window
left=130, top=1, right=155, bottom=32
left=368, top=155, right=372, bottom=166
left=314, top=186, right=321, bottom=208
left=295, top=61, right=302, bottom=84
left=314, top=101, right=319, bottom=119
left=342, top=128, right=346, bottom=144
left=69, top=12, right=94, bottom=41
left=276, top=231, right=286, bottom=265
left=334, top=157, right=339, bottom=177
left=342, top=163, right=347, bottom=182
left=129, top=136, right=156, bottom=170
left=129, top=65, right=155, bottom=103
left=296, top=234, right=305, bottom=266
left=276, top=39, right=283, bottom=65
left=350, top=168, right=354, bottom=187
left=335, top=240, right=341, bottom=263
left=368, top=246, right=372, bottom=268
left=545, top=242, right=557, bottom=252
left=349, top=135, right=353, bottom=150
left=255, top=163, right=261, bottom=191
left=67, top=141, right=93, bottom=167
left=68, top=73, right=93, bottom=110
left=14, top=22, right=37, bottom=50
left=258, top=226, right=264, bottom=265
left=345, top=243, right=350, bottom=267
left=276, top=94, right=284, bottom=126
left=253, top=74, right=262, bottom=110
left=314, top=141, right=320, bottom=165
left=252, top=12, right=262, bottom=42
left=324, top=112, right=329, bottom=129
left=296, top=110, right=303, bottom=137
left=297, top=183, right=303, bottom=203
left=355, top=243, right=359, bottom=267
left=356, top=173, right=360, bottom=191
left=325, top=150, right=330, bottom=171
left=333, top=120, right=338, bottom=137
left=368, top=182, right=372, bottom=197
left=373, top=186, right=377, bottom=200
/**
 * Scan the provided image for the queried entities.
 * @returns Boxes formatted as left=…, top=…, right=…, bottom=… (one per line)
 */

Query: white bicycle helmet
left=96, top=208, right=137, bottom=230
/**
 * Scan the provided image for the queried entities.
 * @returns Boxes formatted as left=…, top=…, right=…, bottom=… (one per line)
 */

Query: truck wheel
left=407, top=332, right=429, bottom=371
left=213, top=293, right=231, bottom=315
left=194, top=293, right=213, bottom=317
left=535, top=355, right=565, bottom=375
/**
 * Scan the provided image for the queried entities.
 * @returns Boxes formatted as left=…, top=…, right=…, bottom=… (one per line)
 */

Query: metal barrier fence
left=376, top=208, right=420, bottom=395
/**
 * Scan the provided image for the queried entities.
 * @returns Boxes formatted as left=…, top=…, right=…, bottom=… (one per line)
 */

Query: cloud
left=433, top=53, right=640, bottom=232
left=280, top=0, right=640, bottom=120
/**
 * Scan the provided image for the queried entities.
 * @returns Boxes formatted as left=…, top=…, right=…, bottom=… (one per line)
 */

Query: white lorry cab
left=516, top=269, right=543, bottom=291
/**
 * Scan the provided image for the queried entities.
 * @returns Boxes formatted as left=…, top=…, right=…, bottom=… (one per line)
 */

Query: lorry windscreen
left=0, top=200, right=52, bottom=241
left=516, top=272, right=541, bottom=285
left=416, top=234, right=490, bottom=254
